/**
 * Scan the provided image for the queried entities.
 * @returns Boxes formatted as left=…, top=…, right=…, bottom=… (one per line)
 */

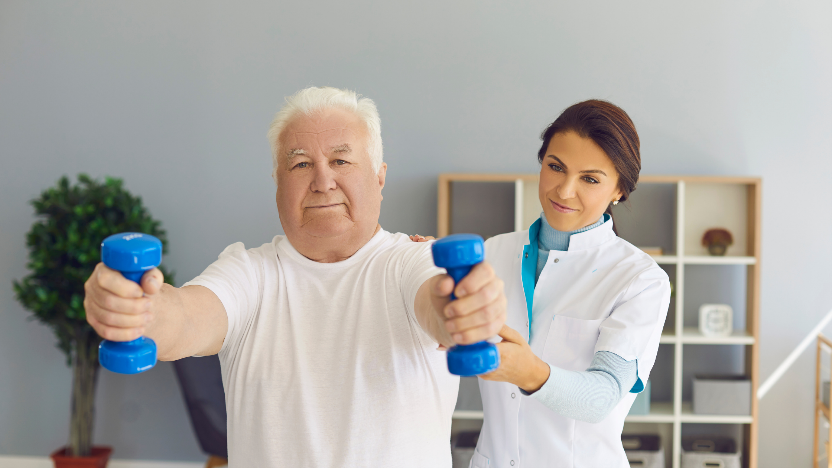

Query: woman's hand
left=409, top=234, right=435, bottom=242
left=480, top=325, right=551, bottom=393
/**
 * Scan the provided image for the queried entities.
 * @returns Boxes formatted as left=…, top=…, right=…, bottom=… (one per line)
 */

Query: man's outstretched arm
left=83, top=263, right=227, bottom=360
left=414, top=261, right=507, bottom=349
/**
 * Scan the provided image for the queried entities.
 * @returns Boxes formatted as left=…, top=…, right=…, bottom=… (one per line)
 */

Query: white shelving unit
left=440, top=174, right=761, bottom=468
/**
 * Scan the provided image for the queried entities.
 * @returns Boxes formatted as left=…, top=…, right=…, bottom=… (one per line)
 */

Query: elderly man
left=83, top=86, right=507, bottom=467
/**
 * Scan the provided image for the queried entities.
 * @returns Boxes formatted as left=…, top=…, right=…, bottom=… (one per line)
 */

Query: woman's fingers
left=496, top=325, right=527, bottom=345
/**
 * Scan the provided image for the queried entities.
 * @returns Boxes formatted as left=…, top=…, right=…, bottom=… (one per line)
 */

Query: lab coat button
left=510, top=461, right=515, bottom=466
left=511, top=392, right=516, bottom=399
left=553, top=258, right=559, bottom=263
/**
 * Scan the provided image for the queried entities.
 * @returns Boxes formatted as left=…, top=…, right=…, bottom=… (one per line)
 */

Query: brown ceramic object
left=50, top=446, right=112, bottom=468
left=701, top=228, right=733, bottom=256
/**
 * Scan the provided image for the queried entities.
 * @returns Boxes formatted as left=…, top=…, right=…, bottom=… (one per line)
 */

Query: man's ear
left=377, top=163, right=387, bottom=192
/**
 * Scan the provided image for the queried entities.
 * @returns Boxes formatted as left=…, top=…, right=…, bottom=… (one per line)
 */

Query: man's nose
left=310, top=163, right=337, bottom=192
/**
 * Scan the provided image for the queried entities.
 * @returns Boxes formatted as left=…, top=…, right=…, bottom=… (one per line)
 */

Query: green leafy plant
left=13, top=174, right=174, bottom=457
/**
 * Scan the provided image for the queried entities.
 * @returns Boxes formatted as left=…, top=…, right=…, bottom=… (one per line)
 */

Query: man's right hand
left=83, top=263, right=164, bottom=342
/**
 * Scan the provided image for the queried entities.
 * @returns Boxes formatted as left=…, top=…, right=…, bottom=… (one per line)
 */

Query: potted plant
left=13, top=174, right=173, bottom=468
left=701, top=228, right=734, bottom=256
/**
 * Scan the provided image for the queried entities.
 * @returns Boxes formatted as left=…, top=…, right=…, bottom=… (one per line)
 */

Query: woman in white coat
left=467, top=100, right=671, bottom=468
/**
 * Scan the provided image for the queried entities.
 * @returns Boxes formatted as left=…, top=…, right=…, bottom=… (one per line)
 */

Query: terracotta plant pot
left=50, top=446, right=112, bottom=468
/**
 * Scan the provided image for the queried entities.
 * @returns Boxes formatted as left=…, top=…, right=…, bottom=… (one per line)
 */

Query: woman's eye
left=583, top=176, right=599, bottom=184
left=548, top=164, right=563, bottom=172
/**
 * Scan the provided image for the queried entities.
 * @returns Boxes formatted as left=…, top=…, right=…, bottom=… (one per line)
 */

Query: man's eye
left=294, top=162, right=309, bottom=169
left=334, top=159, right=348, bottom=166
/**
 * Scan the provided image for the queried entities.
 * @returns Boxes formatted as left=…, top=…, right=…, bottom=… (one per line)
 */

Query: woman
left=470, top=100, right=670, bottom=468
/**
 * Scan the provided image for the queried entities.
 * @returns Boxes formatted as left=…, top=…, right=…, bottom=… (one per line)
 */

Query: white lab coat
left=472, top=217, right=670, bottom=468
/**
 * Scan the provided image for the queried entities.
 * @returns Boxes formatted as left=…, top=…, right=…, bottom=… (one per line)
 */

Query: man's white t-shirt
left=184, top=229, right=459, bottom=467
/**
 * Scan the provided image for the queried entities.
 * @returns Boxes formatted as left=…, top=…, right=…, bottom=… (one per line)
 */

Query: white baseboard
left=0, top=455, right=204, bottom=468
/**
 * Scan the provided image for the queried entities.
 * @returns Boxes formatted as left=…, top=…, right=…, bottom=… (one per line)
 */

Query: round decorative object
left=701, top=228, right=733, bottom=256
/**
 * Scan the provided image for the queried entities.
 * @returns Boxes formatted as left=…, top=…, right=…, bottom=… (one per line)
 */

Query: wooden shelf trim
left=453, top=410, right=484, bottom=420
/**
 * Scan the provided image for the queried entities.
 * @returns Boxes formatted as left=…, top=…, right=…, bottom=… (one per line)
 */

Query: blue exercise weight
left=98, top=232, right=161, bottom=374
left=431, top=234, right=500, bottom=377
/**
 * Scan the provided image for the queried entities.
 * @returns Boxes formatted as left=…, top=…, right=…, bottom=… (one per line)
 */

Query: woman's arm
left=522, top=351, right=637, bottom=423
left=481, top=325, right=638, bottom=423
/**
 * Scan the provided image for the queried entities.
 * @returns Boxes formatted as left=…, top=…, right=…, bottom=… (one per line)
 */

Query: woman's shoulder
left=484, top=230, right=528, bottom=253
left=606, top=236, right=669, bottom=281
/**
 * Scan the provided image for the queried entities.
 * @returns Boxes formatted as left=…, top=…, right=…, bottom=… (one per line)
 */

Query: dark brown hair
left=537, top=99, right=641, bottom=221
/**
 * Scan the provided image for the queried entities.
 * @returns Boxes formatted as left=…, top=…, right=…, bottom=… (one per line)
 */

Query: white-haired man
left=83, top=87, right=507, bottom=467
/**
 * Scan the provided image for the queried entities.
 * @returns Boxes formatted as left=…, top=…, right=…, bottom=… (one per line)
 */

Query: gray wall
left=1, top=1, right=830, bottom=466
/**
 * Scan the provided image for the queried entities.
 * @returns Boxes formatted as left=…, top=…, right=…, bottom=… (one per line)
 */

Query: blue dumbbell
left=431, top=234, right=500, bottom=377
left=97, top=232, right=161, bottom=374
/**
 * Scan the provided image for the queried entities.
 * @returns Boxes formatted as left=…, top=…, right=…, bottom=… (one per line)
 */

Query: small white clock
left=699, top=304, right=733, bottom=337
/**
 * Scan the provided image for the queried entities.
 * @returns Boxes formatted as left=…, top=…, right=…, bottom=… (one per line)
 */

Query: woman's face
left=538, top=131, right=623, bottom=232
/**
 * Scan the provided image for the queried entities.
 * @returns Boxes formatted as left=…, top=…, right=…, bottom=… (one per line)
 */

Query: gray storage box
left=623, top=434, right=664, bottom=468
left=823, top=381, right=830, bottom=408
left=692, top=374, right=751, bottom=416
left=452, top=431, right=478, bottom=468
left=628, top=380, right=651, bottom=416
left=681, top=436, right=740, bottom=468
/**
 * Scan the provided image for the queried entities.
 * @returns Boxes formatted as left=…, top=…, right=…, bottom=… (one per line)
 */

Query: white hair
left=267, top=86, right=383, bottom=185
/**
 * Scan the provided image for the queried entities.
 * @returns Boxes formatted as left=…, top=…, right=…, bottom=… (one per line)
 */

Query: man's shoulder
left=215, top=236, right=281, bottom=265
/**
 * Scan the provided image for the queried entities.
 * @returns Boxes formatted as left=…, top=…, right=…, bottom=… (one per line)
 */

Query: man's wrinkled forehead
left=284, top=126, right=358, bottom=157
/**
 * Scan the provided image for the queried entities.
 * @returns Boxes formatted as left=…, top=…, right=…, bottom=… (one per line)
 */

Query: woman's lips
left=550, top=200, right=577, bottom=214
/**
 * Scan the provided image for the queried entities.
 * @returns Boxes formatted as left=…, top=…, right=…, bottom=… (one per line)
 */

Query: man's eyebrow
left=331, top=144, right=351, bottom=153
left=545, top=154, right=607, bottom=176
left=286, top=148, right=307, bottom=157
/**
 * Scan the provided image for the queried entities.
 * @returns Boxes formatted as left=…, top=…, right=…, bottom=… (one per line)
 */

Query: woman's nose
left=557, top=178, right=577, bottom=199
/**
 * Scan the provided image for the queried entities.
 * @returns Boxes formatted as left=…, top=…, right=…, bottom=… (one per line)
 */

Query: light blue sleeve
left=520, top=351, right=638, bottom=424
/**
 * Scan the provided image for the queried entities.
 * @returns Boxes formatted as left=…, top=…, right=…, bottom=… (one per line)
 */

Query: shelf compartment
left=683, top=182, right=752, bottom=257
left=681, top=327, right=754, bottom=345
left=613, top=182, right=677, bottom=256
left=680, top=402, right=753, bottom=424
left=625, top=401, right=675, bottom=423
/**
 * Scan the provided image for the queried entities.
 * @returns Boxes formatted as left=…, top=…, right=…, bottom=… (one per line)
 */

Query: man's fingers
left=87, top=281, right=151, bottom=316
left=85, top=304, right=146, bottom=342
left=448, top=311, right=506, bottom=345
left=444, top=277, right=504, bottom=318
left=431, top=274, right=455, bottom=298
left=96, top=263, right=144, bottom=298
left=140, top=268, right=164, bottom=295
left=454, top=261, right=496, bottom=298
left=445, top=302, right=502, bottom=335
